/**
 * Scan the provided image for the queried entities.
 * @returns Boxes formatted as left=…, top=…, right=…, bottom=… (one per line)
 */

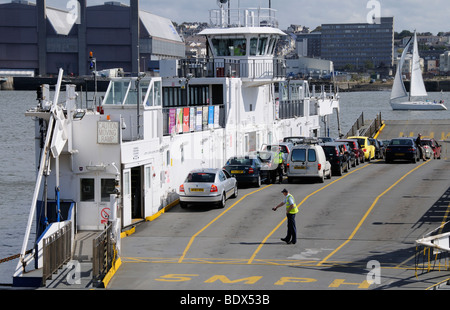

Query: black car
left=321, top=143, right=348, bottom=176
left=385, top=138, right=420, bottom=163
left=224, top=156, right=264, bottom=187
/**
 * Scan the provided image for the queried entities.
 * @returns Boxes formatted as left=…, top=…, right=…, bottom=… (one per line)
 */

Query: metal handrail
left=92, top=224, right=115, bottom=286
left=42, top=224, right=72, bottom=285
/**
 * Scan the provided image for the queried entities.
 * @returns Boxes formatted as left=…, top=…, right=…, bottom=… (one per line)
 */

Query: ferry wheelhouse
left=14, top=3, right=339, bottom=287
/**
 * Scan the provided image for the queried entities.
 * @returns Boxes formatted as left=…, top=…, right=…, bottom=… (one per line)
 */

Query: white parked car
left=179, top=168, right=238, bottom=208
left=286, top=143, right=332, bottom=183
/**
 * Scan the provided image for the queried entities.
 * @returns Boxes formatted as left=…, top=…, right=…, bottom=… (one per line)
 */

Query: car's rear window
left=308, top=149, right=317, bottom=162
left=322, top=146, right=337, bottom=156
left=390, top=139, right=412, bottom=146
left=291, top=149, right=306, bottom=162
left=356, top=138, right=365, bottom=147
left=291, top=149, right=317, bottom=162
left=186, top=173, right=216, bottom=183
left=227, top=158, right=254, bottom=165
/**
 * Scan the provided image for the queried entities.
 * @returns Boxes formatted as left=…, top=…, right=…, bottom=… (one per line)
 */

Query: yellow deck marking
left=178, top=184, right=272, bottom=263
left=247, top=162, right=374, bottom=265
left=317, top=160, right=430, bottom=267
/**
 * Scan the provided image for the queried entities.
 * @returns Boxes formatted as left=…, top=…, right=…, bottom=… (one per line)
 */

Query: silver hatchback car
left=179, top=168, right=238, bottom=208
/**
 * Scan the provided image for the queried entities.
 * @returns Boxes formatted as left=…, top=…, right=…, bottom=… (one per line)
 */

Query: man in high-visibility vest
left=274, top=148, right=284, bottom=184
left=272, top=189, right=298, bottom=244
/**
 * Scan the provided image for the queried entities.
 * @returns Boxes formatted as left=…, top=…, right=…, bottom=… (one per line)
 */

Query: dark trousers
left=285, top=213, right=297, bottom=243
left=276, top=164, right=283, bottom=183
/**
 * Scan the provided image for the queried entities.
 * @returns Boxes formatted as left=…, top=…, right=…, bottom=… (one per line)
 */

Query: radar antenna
left=217, top=0, right=228, bottom=8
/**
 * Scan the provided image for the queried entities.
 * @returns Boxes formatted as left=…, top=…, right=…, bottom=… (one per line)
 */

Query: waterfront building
left=0, top=0, right=185, bottom=77
left=286, top=57, right=333, bottom=79
left=440, top=51, right=450, bottom=74
left=295, top=32, right=322, bottom=58
left=320, top=17, right=394, bottom=71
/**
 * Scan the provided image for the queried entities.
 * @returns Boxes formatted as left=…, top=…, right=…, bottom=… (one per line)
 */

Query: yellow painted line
left=178, top=184, right=272, bottom=263
left=317, top=160, right=430, bottom=267
left=247, top=162, right=374, bottom=265
left=145, top=199, right=179, bottom=222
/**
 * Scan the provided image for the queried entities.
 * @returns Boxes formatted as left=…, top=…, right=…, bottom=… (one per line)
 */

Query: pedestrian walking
left=272, top=189, right=298, bottom=244
left=415, top=133, right=426, bottom=160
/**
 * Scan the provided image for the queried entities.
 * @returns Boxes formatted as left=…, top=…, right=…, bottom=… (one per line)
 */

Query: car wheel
left=255, top=176, right=261, bottom=187
left=232, top=186, right=238, bottom=198
left=180, top=201, right=188, bottom=209
left=218, top=193, right=226, bottom=209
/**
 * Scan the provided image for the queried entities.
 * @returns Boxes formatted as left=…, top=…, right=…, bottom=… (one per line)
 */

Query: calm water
left=0, top=90, right=449, bottom=284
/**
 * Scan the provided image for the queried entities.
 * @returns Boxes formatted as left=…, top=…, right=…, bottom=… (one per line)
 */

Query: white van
left=286, top=144, right=332, bottom=183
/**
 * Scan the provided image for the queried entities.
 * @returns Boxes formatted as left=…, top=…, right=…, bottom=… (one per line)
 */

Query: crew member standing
left=273, top=189, right=298, bottom=244
left=275, top=147, right=284, bottom=184
left=415, top=133, right=426, bottom=160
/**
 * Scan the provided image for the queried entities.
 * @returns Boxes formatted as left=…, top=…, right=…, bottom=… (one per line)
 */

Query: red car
left=421, top=139, right=442, bottom=159
left=336, top=139, right=365, bottom=165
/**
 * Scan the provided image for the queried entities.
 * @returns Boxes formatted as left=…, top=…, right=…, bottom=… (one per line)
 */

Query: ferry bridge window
left=212, top=38, right=247, bottom=56
left=103, top=81, right=128, bottom=105
left=101, top=179, right=116, bottom=202
left=250, top=37, right=269, bottom=56
left=145, top=80, right=162, bottom=107
left=80, top=179, right=95, bottom=202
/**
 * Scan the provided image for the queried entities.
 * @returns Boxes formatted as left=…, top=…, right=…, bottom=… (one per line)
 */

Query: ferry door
left=78, top=175, right=117, bottom=231
left=122, top=166, right=145, bottom=227
left=122, top=169, right=132, bottom=227
left=143, top=164, right=154, bottom=216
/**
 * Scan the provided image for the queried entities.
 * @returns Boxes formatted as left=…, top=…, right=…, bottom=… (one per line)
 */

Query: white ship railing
left=209, top=7, right=278, bottom=28
left=415, top=222, right=450, bottom=289
left=178, top=58, right=286, bottom=79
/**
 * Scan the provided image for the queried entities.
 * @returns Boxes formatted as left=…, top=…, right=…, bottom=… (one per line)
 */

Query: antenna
left=217, top=0, right=228, bottom=8
left=216, top=0, right=229, bottom=27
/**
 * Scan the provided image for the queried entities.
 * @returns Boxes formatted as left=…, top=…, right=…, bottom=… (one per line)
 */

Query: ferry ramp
left=377, top=119, right=450, bottom=143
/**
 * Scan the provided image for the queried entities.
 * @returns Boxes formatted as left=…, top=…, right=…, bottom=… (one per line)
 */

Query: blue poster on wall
left=208, top=106, right=214, bottom=128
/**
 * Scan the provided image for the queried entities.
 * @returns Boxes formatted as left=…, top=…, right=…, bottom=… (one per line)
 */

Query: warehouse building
left=0, top=0, right=185, bottom=77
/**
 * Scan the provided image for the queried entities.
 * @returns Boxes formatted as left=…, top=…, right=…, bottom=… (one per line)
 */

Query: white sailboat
left=390, top=31, right=447, bottom=110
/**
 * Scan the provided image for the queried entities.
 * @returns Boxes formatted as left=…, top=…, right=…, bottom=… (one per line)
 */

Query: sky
left=1, top=0, right=449, bottom=35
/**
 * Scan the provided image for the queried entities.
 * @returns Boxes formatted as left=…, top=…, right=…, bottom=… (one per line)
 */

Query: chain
left=0, top=249, right=33, bottom=264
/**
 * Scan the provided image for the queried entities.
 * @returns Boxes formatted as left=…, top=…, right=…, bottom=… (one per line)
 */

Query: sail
left=390, top=40, right=411, bottom=101
left=410, top=32, right=428, bottom=98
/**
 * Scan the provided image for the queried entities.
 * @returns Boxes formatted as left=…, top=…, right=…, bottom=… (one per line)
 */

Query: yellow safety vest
left=285, top=194, right=298, bottom=214
left=276, top=152, right=283, bottom=164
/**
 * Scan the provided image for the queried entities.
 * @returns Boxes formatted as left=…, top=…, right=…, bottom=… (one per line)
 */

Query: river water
left=0, top=90, right=448, bottom=284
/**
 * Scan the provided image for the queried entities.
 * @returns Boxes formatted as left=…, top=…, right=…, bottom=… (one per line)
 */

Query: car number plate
left=395, top=153, right=405, bottom=156
left=231, top=170, right=244, bottom=174
left=190, top=188, right=204, bottom=192
left=294, top=166, right=306, bottom=170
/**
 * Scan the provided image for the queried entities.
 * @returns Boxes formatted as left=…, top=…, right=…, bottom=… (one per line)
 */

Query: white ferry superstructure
left=14, top=4, right=339, bottom=287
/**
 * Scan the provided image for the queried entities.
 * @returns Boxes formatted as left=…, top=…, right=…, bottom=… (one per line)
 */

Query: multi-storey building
left=321, top=17, right=394, bottom=71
